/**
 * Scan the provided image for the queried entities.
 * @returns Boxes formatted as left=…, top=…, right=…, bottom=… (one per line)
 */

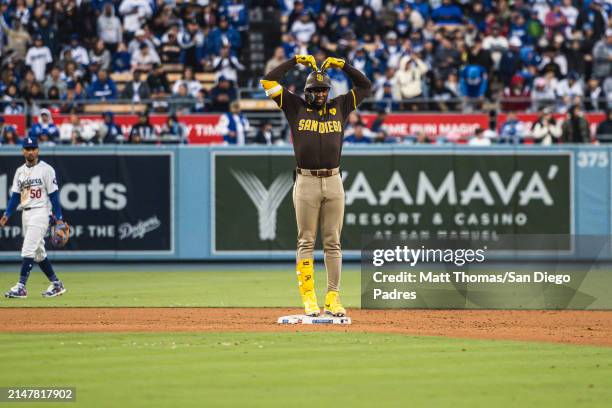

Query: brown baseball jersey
left=260, top=60, right=371, bottom=170
left=271, top=87, right=368, bottom=169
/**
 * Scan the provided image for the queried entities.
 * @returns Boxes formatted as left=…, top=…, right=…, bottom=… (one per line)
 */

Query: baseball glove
left=295, top=54, right=318, bottom=70
left=51, top=220, right=70, bottom=248
left=321, top=57, right=345, bottom=71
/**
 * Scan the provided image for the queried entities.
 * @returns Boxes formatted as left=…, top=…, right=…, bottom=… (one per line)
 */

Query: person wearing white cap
left=128, top=28, right=156, bottom=55
left=382, top=31, right=403, bottom=70
left=499, top=37, right=523, bottom=85
left=531, top=76, right=556, bottom=111
left=28, top=109, right=59, bottom=144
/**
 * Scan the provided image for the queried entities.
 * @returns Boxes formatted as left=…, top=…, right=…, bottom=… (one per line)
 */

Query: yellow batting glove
left=322, top=57, right=345, bottom=70
left=295, top=54, right=318, bottom=70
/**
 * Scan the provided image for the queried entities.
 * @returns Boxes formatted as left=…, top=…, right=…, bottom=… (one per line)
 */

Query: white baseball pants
left=21, top=207, right=50, bottom=262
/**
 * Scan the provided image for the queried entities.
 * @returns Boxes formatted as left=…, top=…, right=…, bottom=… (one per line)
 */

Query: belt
left=296, top=167, right=340, bottom=178
left=22, top=207, right=43, bottom=212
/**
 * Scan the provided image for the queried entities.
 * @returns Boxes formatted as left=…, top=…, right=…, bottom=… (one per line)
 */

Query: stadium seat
left=239, top=99, right=278, bottom=111
left=83, top=104, right=147, bottom=114
left=195, top=73, right=216, bottom=82
left=166, top=73, right=182, bottom=83
left=162, top=63, right=184, bottom=73
left=110, top=72, right=134, bottom=83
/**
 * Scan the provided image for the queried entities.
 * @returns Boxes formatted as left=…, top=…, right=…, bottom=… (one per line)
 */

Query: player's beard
left=25, top=152, right=39, bottom=166
left=309, top=97, right=325, bottom=109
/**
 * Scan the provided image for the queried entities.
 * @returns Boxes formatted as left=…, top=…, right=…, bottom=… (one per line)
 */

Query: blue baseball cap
left=22, top=137, right=38, bottom=148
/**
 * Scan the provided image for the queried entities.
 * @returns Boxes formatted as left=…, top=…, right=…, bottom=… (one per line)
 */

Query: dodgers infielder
left=1, top=137, right=66, bottom=298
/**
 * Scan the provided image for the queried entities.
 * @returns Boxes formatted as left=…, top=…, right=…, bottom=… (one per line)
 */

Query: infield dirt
left=1, top=308, right=611, bottom=346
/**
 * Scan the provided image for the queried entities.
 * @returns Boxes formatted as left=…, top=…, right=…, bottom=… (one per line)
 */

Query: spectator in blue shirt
left=459, top=64, right=488, bottom=98
left=207, top=16, right=241, bottom=55
left=303, top=0, right=322, bottom=14
left=28, top=108, right=60, bottom=142
left=375, top=81, right=400, bottom=112
left=99, top=111, right=124, bottom=144
left=499, top=112, right=526, bottom=144
left=344, top=124, right=372, bottom=144
left=499, top=37, right=523, bottom=86
left=112, top=42, right=131, bottom=72
left=280, top=32, right=298, bottom=59
left=220, top=0, right=249, bottom=32
left=509, top=13, right=530, bottom=45
left=431, top=0, right=464, bottom=25
left=87, top=69, right=117, bottom=100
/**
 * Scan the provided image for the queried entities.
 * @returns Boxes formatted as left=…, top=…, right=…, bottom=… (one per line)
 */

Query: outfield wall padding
left=0, top=145, right=610, bottom=261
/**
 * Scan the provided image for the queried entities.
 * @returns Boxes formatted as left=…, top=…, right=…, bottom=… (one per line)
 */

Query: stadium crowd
left=0, top=0, right=610, bottom=146
left=270, top=0, right=612, bottom=113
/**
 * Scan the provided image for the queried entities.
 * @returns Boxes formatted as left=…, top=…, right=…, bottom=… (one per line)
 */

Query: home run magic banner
left=0, top=152, right=173, bottom=253
left=212, top=152, right=572, bottom=253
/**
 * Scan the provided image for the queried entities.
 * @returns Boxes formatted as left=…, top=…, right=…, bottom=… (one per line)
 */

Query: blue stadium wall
left=0, top=145, right=610, bottom=261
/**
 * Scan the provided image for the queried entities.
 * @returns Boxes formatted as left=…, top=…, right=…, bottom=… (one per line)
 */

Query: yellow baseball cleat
left=324, top=291, right=346, bottom=317
left=302, top=291, right=320, bottom=317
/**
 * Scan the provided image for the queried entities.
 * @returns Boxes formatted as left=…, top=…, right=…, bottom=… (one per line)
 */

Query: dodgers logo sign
left=0, top=152, right=174, bottom=254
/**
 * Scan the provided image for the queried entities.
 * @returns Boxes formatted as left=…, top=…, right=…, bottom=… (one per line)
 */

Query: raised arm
left=261, top=56, right=317, bottom=108
left=260, top=55, right=317, bottom=96
left=260, top=58, right=295, bottom=99
left=262, top=58, right=297, bottom=82
left=322, top=57, right=372, bottom=113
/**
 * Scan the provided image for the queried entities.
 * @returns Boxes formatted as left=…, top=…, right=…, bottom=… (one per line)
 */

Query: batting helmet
left=304, top=70, right=331, bottom=106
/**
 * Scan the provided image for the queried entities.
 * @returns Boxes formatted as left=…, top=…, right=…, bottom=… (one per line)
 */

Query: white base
left=277, top=314, right=352, bottom=325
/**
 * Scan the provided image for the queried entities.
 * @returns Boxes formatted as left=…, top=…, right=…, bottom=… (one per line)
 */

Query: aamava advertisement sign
left=212, top=151, right=572, bottom=253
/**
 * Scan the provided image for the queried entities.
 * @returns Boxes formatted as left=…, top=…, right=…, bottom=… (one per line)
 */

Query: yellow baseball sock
left=296, top=259, right=315, bottom=296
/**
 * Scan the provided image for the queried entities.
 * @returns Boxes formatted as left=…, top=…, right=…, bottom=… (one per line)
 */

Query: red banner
left=497, top=113, right=606, bottom=136
left=43, top=114, right=224, bottom=144
left=3, top=114, right=27, bottom=136
left=361, top=113, right=489, bottom=139
left=25, top=111, right=607, bottom=144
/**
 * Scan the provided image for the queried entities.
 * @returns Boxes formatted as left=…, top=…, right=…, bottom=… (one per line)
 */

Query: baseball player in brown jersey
left=260, top=55, right=372, bottom=317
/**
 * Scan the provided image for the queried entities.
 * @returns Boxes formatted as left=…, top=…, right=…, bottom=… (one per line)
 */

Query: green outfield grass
left=0, top=268, right=361, bottom=307
left=1, top=332, right=611, bottom=408
left=2, top=266, right=611, bottom=407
